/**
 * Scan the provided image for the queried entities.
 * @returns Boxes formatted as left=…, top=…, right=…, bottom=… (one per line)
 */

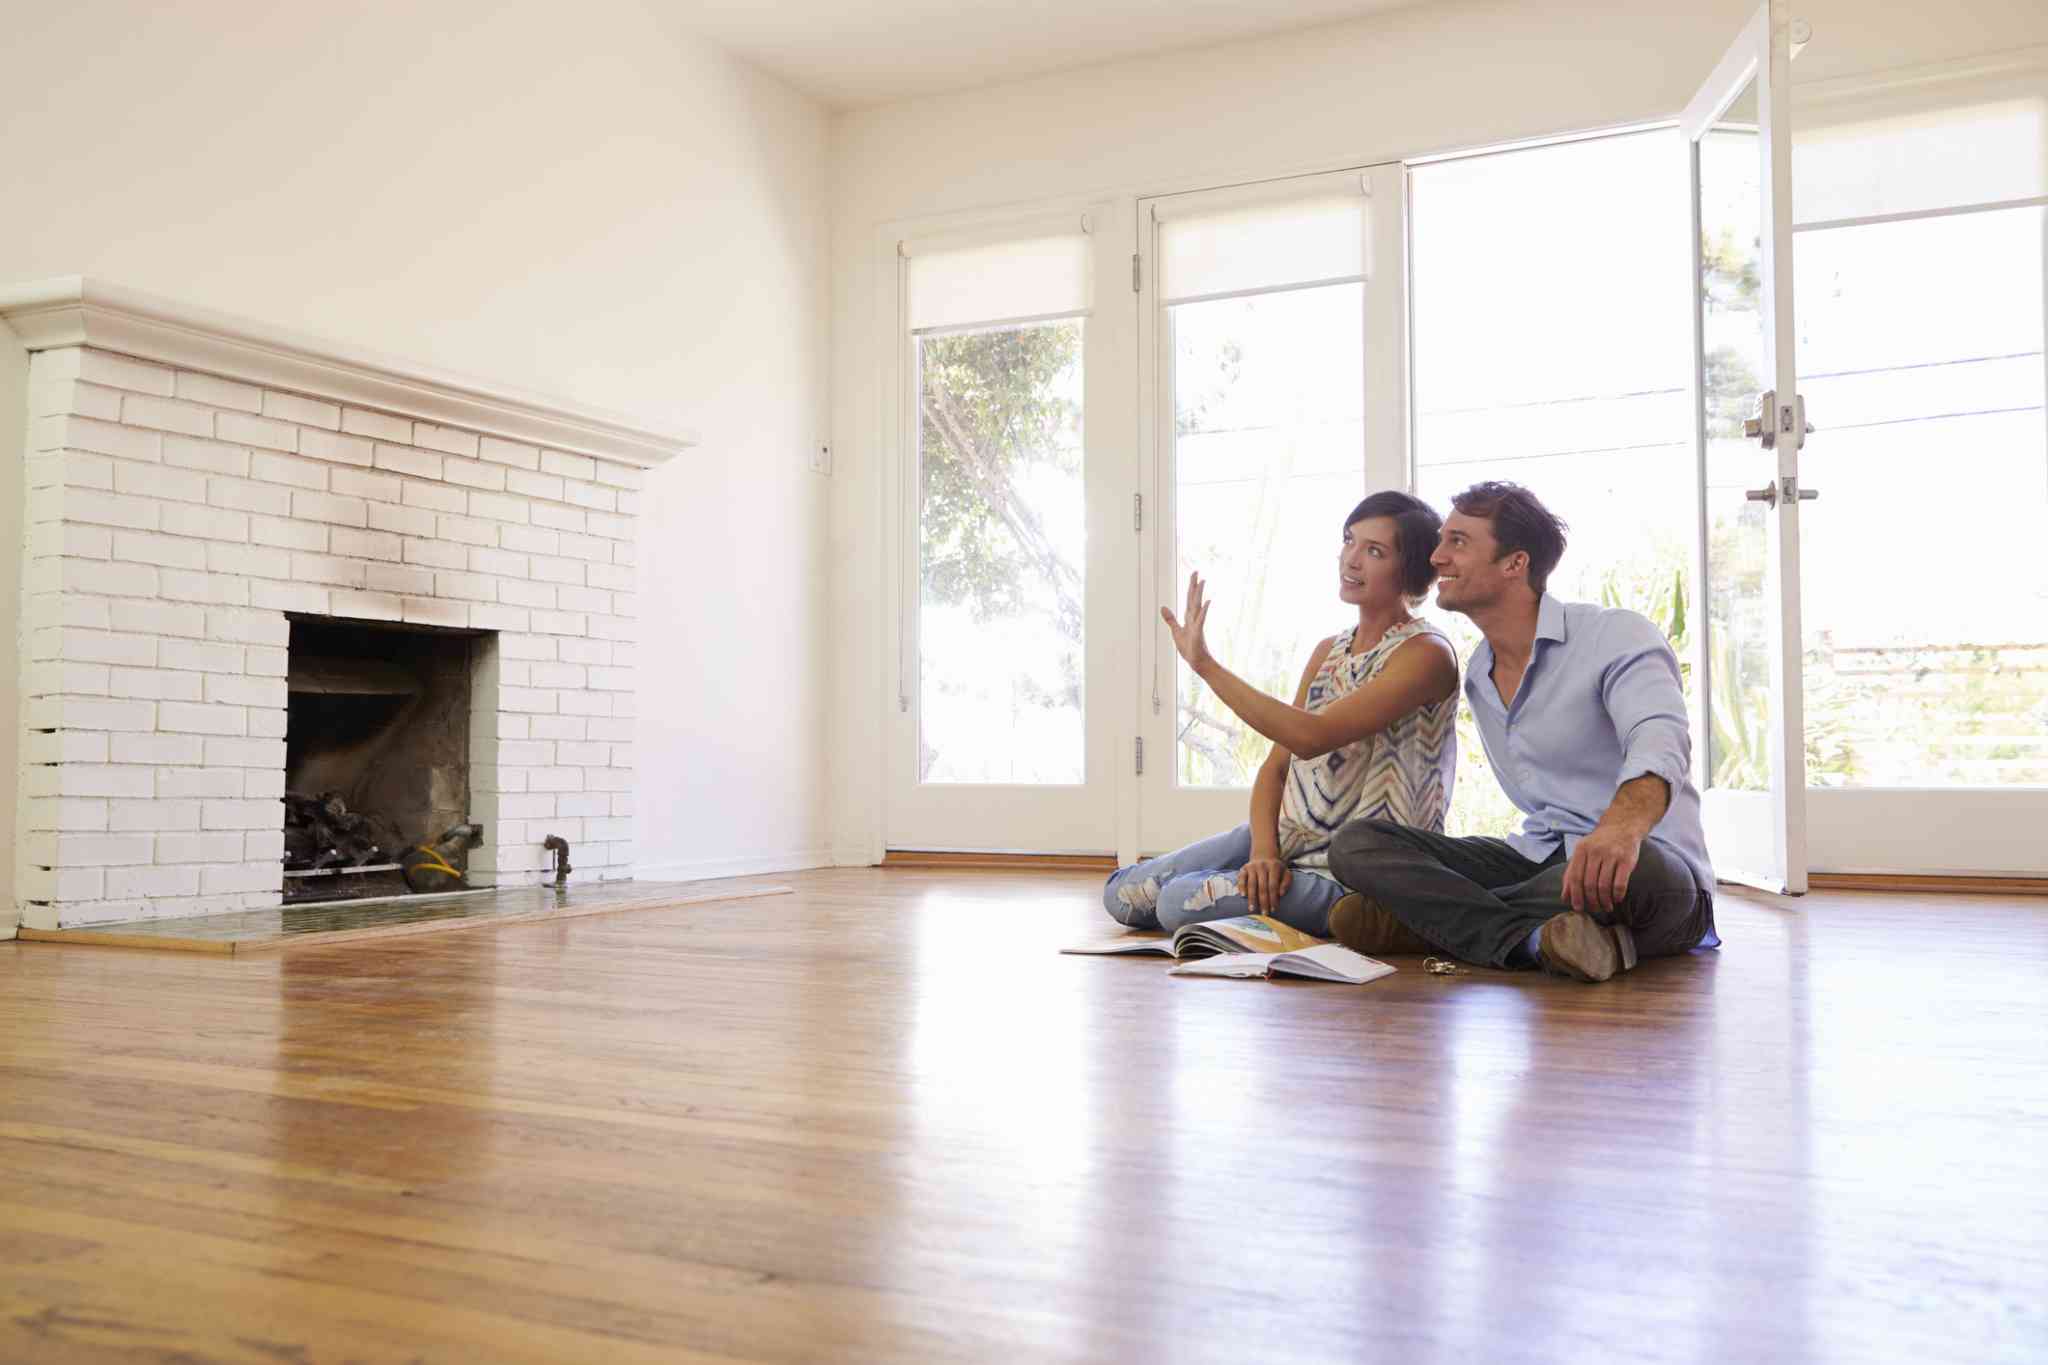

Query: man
left=1326, top=481, right=1719, bottom=982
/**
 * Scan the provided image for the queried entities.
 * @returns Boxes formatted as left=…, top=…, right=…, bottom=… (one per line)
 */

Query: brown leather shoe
left=1327, top=893, right=1433, bottom=955
left=1537, top=912, right=1639, bottom=983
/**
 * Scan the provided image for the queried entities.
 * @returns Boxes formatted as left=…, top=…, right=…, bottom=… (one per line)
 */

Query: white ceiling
left=673, top=0, right=1432, bottom=109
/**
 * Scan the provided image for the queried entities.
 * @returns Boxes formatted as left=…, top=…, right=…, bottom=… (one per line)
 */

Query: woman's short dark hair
left=1344, top=491, right=1443, bottom=599
left=1449, top=480, right=1569, bottom=594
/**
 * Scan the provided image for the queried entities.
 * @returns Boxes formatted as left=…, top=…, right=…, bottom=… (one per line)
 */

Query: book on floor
left=1062, top=914, right=1395, bottom=984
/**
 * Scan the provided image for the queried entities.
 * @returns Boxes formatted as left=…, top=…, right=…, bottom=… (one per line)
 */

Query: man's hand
left=1562, top=824, right=1640, bottom=914
left=1236, top=855, right=1291, bottom=915
left=1161, top=572, right=1215, bottom=673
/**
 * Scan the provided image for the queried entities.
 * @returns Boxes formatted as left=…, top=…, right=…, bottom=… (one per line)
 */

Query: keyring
left=1423, top=957, right=1467, bottom=976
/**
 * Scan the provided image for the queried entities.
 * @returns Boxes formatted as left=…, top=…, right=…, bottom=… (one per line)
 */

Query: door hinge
left=1133, top=492, right=1143, bottom=532
left=1134, top=737, right=1145, bottom=775
left=1132, top=253, right=1142, bottom=294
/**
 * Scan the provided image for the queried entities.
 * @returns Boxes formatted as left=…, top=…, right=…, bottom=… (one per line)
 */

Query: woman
left=1103, top=491, right=1459, bottom=936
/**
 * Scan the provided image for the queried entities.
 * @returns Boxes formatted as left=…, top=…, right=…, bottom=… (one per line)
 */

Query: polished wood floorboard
left=1, top=869, right=2043, bottom=1363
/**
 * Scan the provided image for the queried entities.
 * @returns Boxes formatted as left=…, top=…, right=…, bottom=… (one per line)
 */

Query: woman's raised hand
left=1161, top=571, right=1214, bottom=671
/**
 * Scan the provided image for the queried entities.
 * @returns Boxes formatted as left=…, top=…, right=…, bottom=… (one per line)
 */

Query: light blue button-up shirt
left=1464, top=594, right=1714, bottom=890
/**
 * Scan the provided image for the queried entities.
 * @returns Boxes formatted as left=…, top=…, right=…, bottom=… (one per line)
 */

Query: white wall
left=823, top=0, right=2048, bottom=861
left=0, top=0, right=836, bottom=891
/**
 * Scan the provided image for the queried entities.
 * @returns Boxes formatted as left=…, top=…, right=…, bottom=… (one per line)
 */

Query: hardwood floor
left=2, top=868, right=2043, bottom=1363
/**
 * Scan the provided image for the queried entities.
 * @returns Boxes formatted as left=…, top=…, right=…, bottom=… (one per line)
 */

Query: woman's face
left=1338, top=515, right=1405, bottom=608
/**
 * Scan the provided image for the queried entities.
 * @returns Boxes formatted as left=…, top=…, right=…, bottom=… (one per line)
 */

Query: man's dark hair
left=1449, top=481, right=1569, bottom=594
left=1344, top=490, right=1443, bottom=599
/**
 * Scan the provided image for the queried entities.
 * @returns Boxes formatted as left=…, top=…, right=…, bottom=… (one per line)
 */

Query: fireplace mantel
left=0, top=277, right=694, bottom=469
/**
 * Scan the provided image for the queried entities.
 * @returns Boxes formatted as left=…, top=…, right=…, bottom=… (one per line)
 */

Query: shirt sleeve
left=1597, top=612, right=1692, bottom=795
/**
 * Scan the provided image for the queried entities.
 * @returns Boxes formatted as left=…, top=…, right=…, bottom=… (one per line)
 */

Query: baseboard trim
left=632, top=850, right=835, bottom=882
left=883, top=850, right=1117, bottom=872
left=1809, top=873, right=2048, bottom=896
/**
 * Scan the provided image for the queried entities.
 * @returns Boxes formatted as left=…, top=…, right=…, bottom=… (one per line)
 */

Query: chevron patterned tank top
left=1277, top=618, right=1458, bottom=877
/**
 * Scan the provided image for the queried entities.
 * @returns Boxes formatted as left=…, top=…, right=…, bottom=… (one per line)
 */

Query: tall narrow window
left=905, top=227, right=1091, bottom=784
left=1155, top=181, right=1369, bottom=786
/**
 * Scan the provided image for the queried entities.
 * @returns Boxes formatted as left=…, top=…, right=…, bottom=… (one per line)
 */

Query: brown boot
left=1537, top=912, right=1639, bottom=983
left=1327, top=893, right=1434, bottom=955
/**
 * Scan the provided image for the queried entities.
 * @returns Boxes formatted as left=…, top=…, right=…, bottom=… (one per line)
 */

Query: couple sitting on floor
left=1103, top=481, right=1719, bottom=984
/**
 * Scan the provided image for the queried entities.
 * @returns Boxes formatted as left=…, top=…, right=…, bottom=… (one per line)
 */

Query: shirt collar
left=1535, top=592, right=1568, bottom=645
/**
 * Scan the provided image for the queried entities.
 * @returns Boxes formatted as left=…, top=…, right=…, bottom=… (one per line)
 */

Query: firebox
left=284, top=617, right=490, bottom=905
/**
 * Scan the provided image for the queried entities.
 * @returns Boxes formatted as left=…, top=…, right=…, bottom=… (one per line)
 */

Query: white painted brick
left=167, top=435, right=252, bottom=478
left=210, top=541, right=294, bottom=578
left=495, top=739, right=552, bottom=766
left=474, top=435, right=541, bottom=470
left=496, top=793, right=558, bottom=820
left=528, top=714, right=586, bottom=741
left=616, top=490, right=640, bottom=515
left=499, top=525, right=560, bottom=556
left=541, top=450, right=596, bottom=481
left=403, top=537, right=468, bottom=570
left=586, top=666, right=635, bottom=693
left=41, top=833, right=155, bottom=868
left=468, top=546, right=528, bottom=578
left=557, top=793, right=610, bottom=818
left=291, top=552, right=368, bottom=588
left=108, top=799, right=202, bottom=832
left=157, top=832, right=249, bottom=863
left=610, top=690, right=637, bottom=718
left=437, top=514, right=497, bottom=547
left=209, top=475, right=293, bottom=517
left=343, top=408, right=412, bottom=442
left=330, top=590, right=404, bottom=622
left=158, top=639, right=244, bottom=674
left=113, top=530, right=207, bottom=571
left=586, top=562, right=633, bottom=592
left=32, top=377, right=123, bottom=420
left=38, top=523, right=114, bottom=559
left=441, top=457, right=504, bottom=493
left=560, top=691, right=612, bottom=717
left=25, top=797, right=110, bottom=831
left=592, top=461, right=643, bottom=490
left=401, top=478, right=466, bottom=515
left=365, top=562, right=435, bottom=596
left=175, top=371, right=263, bottom=412
left=360, top=503, right=438, bottom=543
left=469, top=604, right=530, bottom=632
left=217, top=411, right=298, bottom=451
left=31, top=559, right=154, bottom=600
left=245, top=829, right=286, bottom=862
left=471, top=710, right=530, bottom=742
left=49, top=898, right=154, bottom=922
left=250, top=451, right=328, bottom=490
left=159, top=768, right=245, bottom=799
left=376, top=444, right=444, bottom=481
left=612, top=540, right=636, bottom=567
left=24, top=661, right=110, bottom=697
left=402, top=597, right=469, bottom=629
left=18, top=866, right=106, bottom=902
left=531, top=502, right=586, bottom=533
left=299, top=425, right=375, bottom=466
left=292, top=490, right=368, bottom=528
left=330, top=526, right=403, bottom=561
left=471, top=766, right=527, bottom=794
left=529, top=662, right=587, bottom=690
left=557, top=532, right=610, bottom=562
left=529, top=556, right=583, bottom=586
left=587, top=817, right=633, bottom=841
left=207, top=609, right=289, bottom=647
left=563, top=480, right=617, bottom=513
left=331, top=468, right=401, bottom=504
left=244, top=769, right=286, bottom=799
left=108, top=663, right=201, bottom=699
left=594, top=614, right=638, bottom=642
left=205, top=674, right=286, bottom=708
left=467, top=490, right=529, bottom=524
left=498, top=579, right=556, bottom=610
left=251, top=515, right=328, bottom=552
left=413, top=423, right=480, bottom=456
left=35, top=628, right=157, bottom=668
left=26, top=730, right=111, bottom=764
left=250, top=581, right=331, bottom=614
left=610, top=794, right=634, bottom=817
left=160, top=503, right=250, bottom=543
left=67, top=350, right=175, bottom=396
left=503, top=469, right=565, bottom=502
left=201, top=863, right=281, bottom=895
left=248, top=705, right=290, bottom=737
left=530, top=611, right=588, bottom=637
left=109, top=600, right=207, bottom=639
left=587, top=766, right=633, bottom=790
left=496, top=660, right=531, bottom=687
left=26, top=451, right=116, bottom=492
left=205, top=738, right=285, bottom=768
left=431, top=570, right=492, bottom=602
left=29, top=592, right=113, bottom=632
left=159, top=701, right=248, bottom=736
left=557, top=585, right=609, bottom=614
left=62, top=489, right=163, bottom=531
left=555, top=740, right=608, bottom=766
left=109, top=732, right=205, bottom=765
left=122, top=392, right=215, bottom=437
left=107, top=864, right=204, bottom=898
left=263, top=391, right=342, bottom=429
left=35, top=414, right=165, bottom=462
left=498, top=634, right=557, bottom=661
left=500, top=687, right=557, bottom=713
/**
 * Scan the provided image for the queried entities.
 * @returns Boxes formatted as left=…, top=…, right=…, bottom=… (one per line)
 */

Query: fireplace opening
left=284, top=617, right=490, bottom=906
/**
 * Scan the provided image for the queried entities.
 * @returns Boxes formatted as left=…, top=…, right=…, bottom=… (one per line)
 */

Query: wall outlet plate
left=811, top=443, right=832, bottom=475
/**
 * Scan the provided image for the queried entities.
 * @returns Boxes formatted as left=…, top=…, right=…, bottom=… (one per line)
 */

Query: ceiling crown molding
left=0, top=277, right=695, bottom=469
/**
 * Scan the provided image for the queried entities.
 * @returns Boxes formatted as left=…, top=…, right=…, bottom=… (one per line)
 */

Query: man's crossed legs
left=1327, top=819, right=1718, bottom=981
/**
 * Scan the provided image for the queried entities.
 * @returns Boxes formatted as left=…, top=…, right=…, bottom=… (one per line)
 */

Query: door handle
left=1745, top=478, right=1820, bottom=507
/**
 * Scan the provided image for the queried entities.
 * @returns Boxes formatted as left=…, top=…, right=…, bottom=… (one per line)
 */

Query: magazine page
left=1060, top=935, right=1178, bottom=957
left=1166, top=952, right=1281, bottom=979
left=1172, top=914, right=1326, bottom=959
left=1270, top=944, right=1397, bottom=984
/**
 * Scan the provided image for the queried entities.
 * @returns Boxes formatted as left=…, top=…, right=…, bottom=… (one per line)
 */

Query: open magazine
left=1062, top=914, right=1395, bottom=985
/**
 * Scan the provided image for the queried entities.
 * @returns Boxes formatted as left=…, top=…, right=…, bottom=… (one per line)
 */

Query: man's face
left=1431, top=510, right=1521, bottom=615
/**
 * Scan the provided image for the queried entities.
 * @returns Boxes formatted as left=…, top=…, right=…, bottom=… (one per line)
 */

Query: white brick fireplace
left=2, top=279, right=690, bottom=929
